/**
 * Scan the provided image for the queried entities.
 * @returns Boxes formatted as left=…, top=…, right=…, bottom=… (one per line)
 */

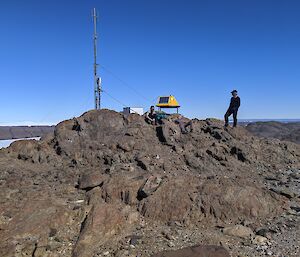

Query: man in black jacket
left=145, top=106, right=157, bottom=125
left=224, top=90, right=241, bottom=127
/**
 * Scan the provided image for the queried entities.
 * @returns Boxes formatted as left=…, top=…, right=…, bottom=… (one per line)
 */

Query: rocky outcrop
left=0, top=109, right=299, bottom=257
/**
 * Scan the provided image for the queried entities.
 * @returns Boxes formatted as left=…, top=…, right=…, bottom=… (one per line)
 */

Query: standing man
left=224, top=90, right=241, bottom=128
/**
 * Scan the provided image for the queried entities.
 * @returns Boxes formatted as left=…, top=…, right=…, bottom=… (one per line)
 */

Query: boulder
left=138, top=178, right=194, bottom=222
left=137, top=175, right=163, bottom=199
left=101, top=175, right=144, bottom=205
left=252, top=235, right=268, bottom=245
left=160, top=119, right=182, bottom=144
left=72, top=203, right=125, bottom=257
left=223, top=225, right=254, bottom=239
left=137, top=176, right=286, bottom=224
left=197, top=179, right=286, bottom=221
left=78, top=171, right=108, bottom=190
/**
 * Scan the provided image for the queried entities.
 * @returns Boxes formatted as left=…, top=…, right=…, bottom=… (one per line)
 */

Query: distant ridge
left=240, top=119, right=300, bottom=123
left=0, top=126, right=55, bottom=140
left=245, top=121, right=300, bottom=144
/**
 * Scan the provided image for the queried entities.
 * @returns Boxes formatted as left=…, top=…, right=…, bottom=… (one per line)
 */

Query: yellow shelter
left=156, top=95, right=180, bottom=113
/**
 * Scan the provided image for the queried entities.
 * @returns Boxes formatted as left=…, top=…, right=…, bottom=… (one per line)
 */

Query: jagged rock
left=101, top=175, right=144, bottom=205
left=270, top=188, right=297, bottom=199
left=78, top=171, right=108, bottom=190
left=160, top=119, right=182, bottom=144
left=72, top=204, right=138, bottom=257
left=197, top=179, right=285, bottom=220
left=138, top=175, right=163, bottom=199
left=138, top=177, right=195, bottom=222
left=73, top=203, right=126, bottom=257
left=151, top=245, right=230, bottom=257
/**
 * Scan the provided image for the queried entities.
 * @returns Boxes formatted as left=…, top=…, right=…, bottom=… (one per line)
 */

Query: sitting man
left=175, top=115, right=193, bottom=134
left=145, top=106, right=157, bottom=125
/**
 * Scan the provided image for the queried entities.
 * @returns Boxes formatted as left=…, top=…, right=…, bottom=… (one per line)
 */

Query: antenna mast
left=93, top=8, right=101, bottom=110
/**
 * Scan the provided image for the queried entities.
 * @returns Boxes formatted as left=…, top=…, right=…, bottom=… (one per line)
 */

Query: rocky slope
left=0, top=109, right=299, bottom=257
left=245, top=121, right=300, bottom=144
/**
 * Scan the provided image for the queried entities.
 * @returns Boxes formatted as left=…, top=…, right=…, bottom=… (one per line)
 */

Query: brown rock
left=78, top=171, right=107, bottom=190
left=198, top=179, right=285, bottom=221
left=138, top=175, right=163, bottom=199
left=73, top=203, right=133, bottom=257
left=138, top=178, right=193, bottom=222
left=138, top=176, right=285, bottom=224
left=223, top=225, right=254, bottom=238
left=0, top=198, right=81, bottom=257
left=252, top=235, right=268, bottom=245
left=101, top=175, right=144, bottom=205
left=160, top=119, right=182, bottom=144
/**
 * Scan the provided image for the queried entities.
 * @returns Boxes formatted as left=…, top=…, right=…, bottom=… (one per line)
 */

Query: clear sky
left=0, top=0, right=299, bottom=125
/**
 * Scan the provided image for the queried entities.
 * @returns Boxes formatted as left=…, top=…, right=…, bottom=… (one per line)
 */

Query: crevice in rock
left=156, top=126, right=166, bottom=143
left=202, top=126, right=224, bottom=141
left=71, top=210, right=89, bottom=255
left=136, top=159, right=147, bottom=171
left=54, top=142, right=62, bottom=156
left=72, top=119, right=82, bottom=132
left=32, top=242, right=38, bottom=257
left=137, top=190, right=148, bottom=201
left=206, top=150, right=224, bottom=161
left=80, top=183, right=104, bottom=192
left=79, top=213, right=88, bottom=234
left=230, top=147, right=247, bottom=162
left=121, top=190, right=130, bottom=204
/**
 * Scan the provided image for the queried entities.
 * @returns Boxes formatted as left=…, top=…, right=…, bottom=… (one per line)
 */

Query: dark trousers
left=224, top=108, right=238, bottom=127
left=177, top=120, right=193, bottom=133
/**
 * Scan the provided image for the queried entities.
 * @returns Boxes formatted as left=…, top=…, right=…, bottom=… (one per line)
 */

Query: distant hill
left=0, top=126, right=55, bottom=140
left=245, top=121, right=300, bottom=144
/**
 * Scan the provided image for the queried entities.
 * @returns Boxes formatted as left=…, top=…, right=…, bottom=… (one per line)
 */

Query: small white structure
left=123, top=107, right=144, bottom=116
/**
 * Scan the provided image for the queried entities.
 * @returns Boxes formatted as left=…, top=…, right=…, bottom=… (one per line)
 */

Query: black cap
left=231, top=90, right=238, bottom=94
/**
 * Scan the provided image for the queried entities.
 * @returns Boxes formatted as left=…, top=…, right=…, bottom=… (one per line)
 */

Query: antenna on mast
left=93, top=8, right=101, bottom=110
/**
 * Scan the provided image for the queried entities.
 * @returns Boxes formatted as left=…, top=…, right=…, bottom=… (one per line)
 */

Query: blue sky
left=0, top=0, right=299, bottom=124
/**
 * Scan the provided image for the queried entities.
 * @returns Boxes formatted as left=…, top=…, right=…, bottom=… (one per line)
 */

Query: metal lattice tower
left=93, top=8, right=101, bottom=110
